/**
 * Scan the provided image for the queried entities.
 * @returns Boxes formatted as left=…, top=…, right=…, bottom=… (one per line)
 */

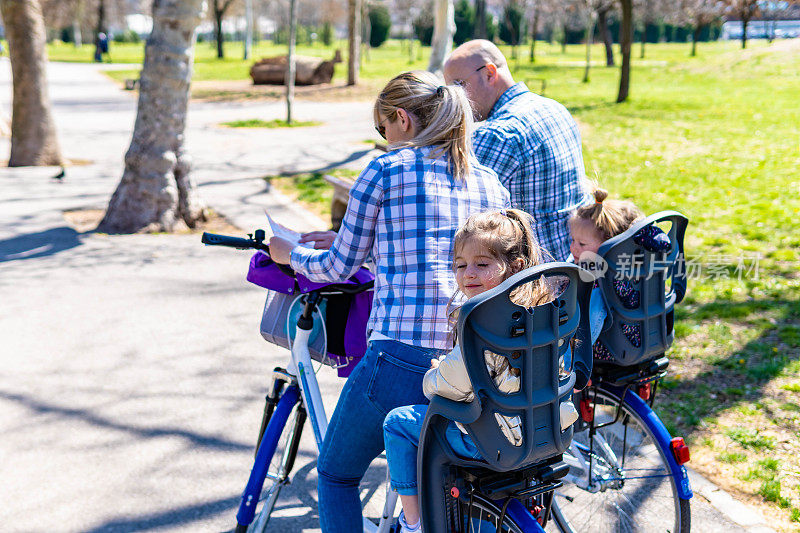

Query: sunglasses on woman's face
left=375, top=116, right=390, bottom=140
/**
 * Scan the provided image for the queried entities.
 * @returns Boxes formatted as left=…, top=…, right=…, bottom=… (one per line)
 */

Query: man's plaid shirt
left=473, top=82, right=588, bottom=261
left=291, top=145, right=510, bottom=350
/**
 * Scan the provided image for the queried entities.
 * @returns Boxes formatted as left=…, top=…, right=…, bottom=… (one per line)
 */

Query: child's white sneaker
left=560, top=400, right=579, bottom=430
left=397, top=510, right=422, bottom=533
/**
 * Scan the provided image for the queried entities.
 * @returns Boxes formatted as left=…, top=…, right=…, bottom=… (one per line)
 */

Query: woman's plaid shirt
left=291, top=145, right=510, bottom=350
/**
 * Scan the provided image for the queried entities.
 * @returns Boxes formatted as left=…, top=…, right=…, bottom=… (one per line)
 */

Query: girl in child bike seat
left=568, top=187, right=671, bottom=359
left=268, top=71, right=510, bottom=532
left=383, top=209, right=580, bottom=533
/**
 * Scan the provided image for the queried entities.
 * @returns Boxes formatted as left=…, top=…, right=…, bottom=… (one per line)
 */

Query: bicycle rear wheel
left=235, top=385, right=306, bottom=533
left=455, top=493, right=529, bottom=533
left=551, top=388, right=691, bottom=533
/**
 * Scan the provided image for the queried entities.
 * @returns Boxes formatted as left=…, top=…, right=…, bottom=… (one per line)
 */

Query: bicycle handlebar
left=201, top=232, right=262, bottom=250
left=201, top=230, right=374, bottom=293
left=202, top=230, right=296, bottom=276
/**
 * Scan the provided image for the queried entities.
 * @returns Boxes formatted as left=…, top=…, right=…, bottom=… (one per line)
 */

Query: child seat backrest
left=457, top=263, right=592, bottom=469
left=417, top=264, right=591, bottom=532
left=594, top=211, right=688, bottom=366
left=420, top=263, right=591, bottom=469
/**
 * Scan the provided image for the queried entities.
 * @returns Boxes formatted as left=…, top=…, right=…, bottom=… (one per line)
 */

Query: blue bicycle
left=203, top=210, right=693, bottom=533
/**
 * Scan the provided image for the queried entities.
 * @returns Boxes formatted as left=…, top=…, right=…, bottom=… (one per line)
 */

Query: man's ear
left=485, top=63, right=499, bottom=82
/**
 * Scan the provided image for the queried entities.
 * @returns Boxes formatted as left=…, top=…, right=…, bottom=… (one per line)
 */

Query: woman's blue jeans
left=316, top=339, right=445, bottom=533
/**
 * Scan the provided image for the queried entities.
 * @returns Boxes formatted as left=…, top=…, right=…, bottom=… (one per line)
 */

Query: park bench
left=322, top=144, right=385, bottom=230
left=322, top=174, right=355, bottom=231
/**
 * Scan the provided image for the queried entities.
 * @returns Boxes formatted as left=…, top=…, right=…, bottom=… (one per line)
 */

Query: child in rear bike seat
left=568, top=187, right=671, bottom=360
left=382, top=209, right=580, bottom=533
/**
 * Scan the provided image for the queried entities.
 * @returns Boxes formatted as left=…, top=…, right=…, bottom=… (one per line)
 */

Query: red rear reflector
left=670, top=437, right=690, bottom=464
left=450, top=486, right=459, bottom=498
left=638, top=383, right=652, bottom=400
left=580, top=397, right=594, bottom=423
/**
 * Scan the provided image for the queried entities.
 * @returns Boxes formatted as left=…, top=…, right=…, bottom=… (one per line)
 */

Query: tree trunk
left=0, top=0, right=63, bottom=167
left=285, top=0, right=297, bottom=124
left=73, top=19, right=82, bottom=47
left=361, top=0, right=370, bottom=64
left=474, top=0, right=487, bottom=39
left=529, top=6, right=539, bottom=62
left=691, top=24, right=700, bottom=56
left=639, top=23, right=645, bottom=59
left=98, top=0, right=207, bottom=234
left=616, top=0, right=632, bottom=103
left=428, top=0, right=455, bottom=75
left=73, top=0, right=84, bottom=47
left=94, top=0, right=105, bottom=61
left=583, top=14, right=596, bottom=83
left=243, top=0, right=253, bottom=60
left=347, top=0, right=360, bottom=85
left=741, top=17, right=748, bottom=49
left=214, top=6, right=224, bottom=58
left=408, top=25, right=414, bottom=64
left=561, top=20, right=567, bottom=53
left=598, top=8, right=614, bottom=66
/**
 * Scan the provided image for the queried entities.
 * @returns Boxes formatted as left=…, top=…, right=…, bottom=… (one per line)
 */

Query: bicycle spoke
left=552, top=388, right=689, bottom=533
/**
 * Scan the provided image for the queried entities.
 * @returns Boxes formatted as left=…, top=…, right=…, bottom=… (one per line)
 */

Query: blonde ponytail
left=374, top=71, right=474, bottom=180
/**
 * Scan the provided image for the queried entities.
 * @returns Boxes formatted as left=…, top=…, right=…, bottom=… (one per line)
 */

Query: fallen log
left=250, top=51, right=341, bottom=86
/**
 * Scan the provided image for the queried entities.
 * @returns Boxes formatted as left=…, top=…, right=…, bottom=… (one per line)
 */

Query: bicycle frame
left=236, top=289, right=399, bottom=533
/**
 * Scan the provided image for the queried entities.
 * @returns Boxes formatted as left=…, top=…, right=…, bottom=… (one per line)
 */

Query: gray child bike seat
left=417, top=263, right=592, bottom=532
left=591, top=211, right=688, bottom=367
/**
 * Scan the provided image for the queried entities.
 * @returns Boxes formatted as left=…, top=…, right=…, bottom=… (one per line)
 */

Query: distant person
left=94, top=32, right=109, bottom=63
left=444, top=39, right=588, bottom=261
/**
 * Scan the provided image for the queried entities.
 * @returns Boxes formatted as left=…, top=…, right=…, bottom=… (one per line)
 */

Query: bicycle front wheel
left=551, top=388, right=691, bottom=533
left=236, top=385, right=306, bottom=533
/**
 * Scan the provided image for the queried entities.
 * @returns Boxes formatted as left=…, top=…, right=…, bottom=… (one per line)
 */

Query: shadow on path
left=83, top=495, right=239, bottom=533
left=0, top=226, right=84, bottom=263
left=661, top=297, right=799, bottom=434
left=0, top=390, right=251, bottom=452
left=274, top=148, right=375, bottom=177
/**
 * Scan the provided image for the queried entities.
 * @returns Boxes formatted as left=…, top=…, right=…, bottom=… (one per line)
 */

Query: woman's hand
left=430, top=358, right=440, bottom=369
left=299, top=230, right=337, bottom=249
left=268, top=236, right=295, bottom=264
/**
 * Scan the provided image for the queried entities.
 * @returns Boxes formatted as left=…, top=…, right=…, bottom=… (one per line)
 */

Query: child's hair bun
left=594, top=188, right=609, bottom=204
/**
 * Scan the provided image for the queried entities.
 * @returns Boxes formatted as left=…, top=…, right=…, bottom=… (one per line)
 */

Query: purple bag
left=247, top=252, right=373, bottom=377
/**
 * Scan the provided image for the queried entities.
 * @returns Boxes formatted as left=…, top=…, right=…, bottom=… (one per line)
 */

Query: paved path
left=0, top=60, right=775, bottom=532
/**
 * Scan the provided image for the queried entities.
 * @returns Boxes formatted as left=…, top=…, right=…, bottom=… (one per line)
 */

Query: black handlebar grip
left=201, top=232, right=254, bottom=249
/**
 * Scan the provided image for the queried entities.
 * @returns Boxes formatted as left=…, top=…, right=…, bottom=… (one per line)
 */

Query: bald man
left=444, top=40, right=587, bottom=261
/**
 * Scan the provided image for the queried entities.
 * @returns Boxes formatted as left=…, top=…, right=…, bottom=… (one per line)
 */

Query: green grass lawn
left=49, top=36, right=800, bottom=528
left=220, top=118, right=322, bottom=128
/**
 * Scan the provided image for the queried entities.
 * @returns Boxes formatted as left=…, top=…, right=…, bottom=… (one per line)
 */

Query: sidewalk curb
left=687, top=467, right=778, bottom=532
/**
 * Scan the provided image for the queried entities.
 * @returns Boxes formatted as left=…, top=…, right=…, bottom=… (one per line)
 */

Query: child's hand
left=430, top=358, right=440, bottom=369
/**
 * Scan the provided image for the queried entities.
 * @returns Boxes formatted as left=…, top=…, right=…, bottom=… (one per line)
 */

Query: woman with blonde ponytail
left=268, top=70, right=510, bottom=532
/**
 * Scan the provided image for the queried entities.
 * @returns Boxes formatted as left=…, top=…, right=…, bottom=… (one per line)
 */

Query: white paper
left=264, top=211, right=313, bottom=248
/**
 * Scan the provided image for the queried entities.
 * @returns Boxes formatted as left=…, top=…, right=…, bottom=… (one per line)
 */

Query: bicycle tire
left=456, top=493, right=527, bottom=533
left=550, top=388, right=691, bottom=533
left=235, top=385, right=305, bottom=533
